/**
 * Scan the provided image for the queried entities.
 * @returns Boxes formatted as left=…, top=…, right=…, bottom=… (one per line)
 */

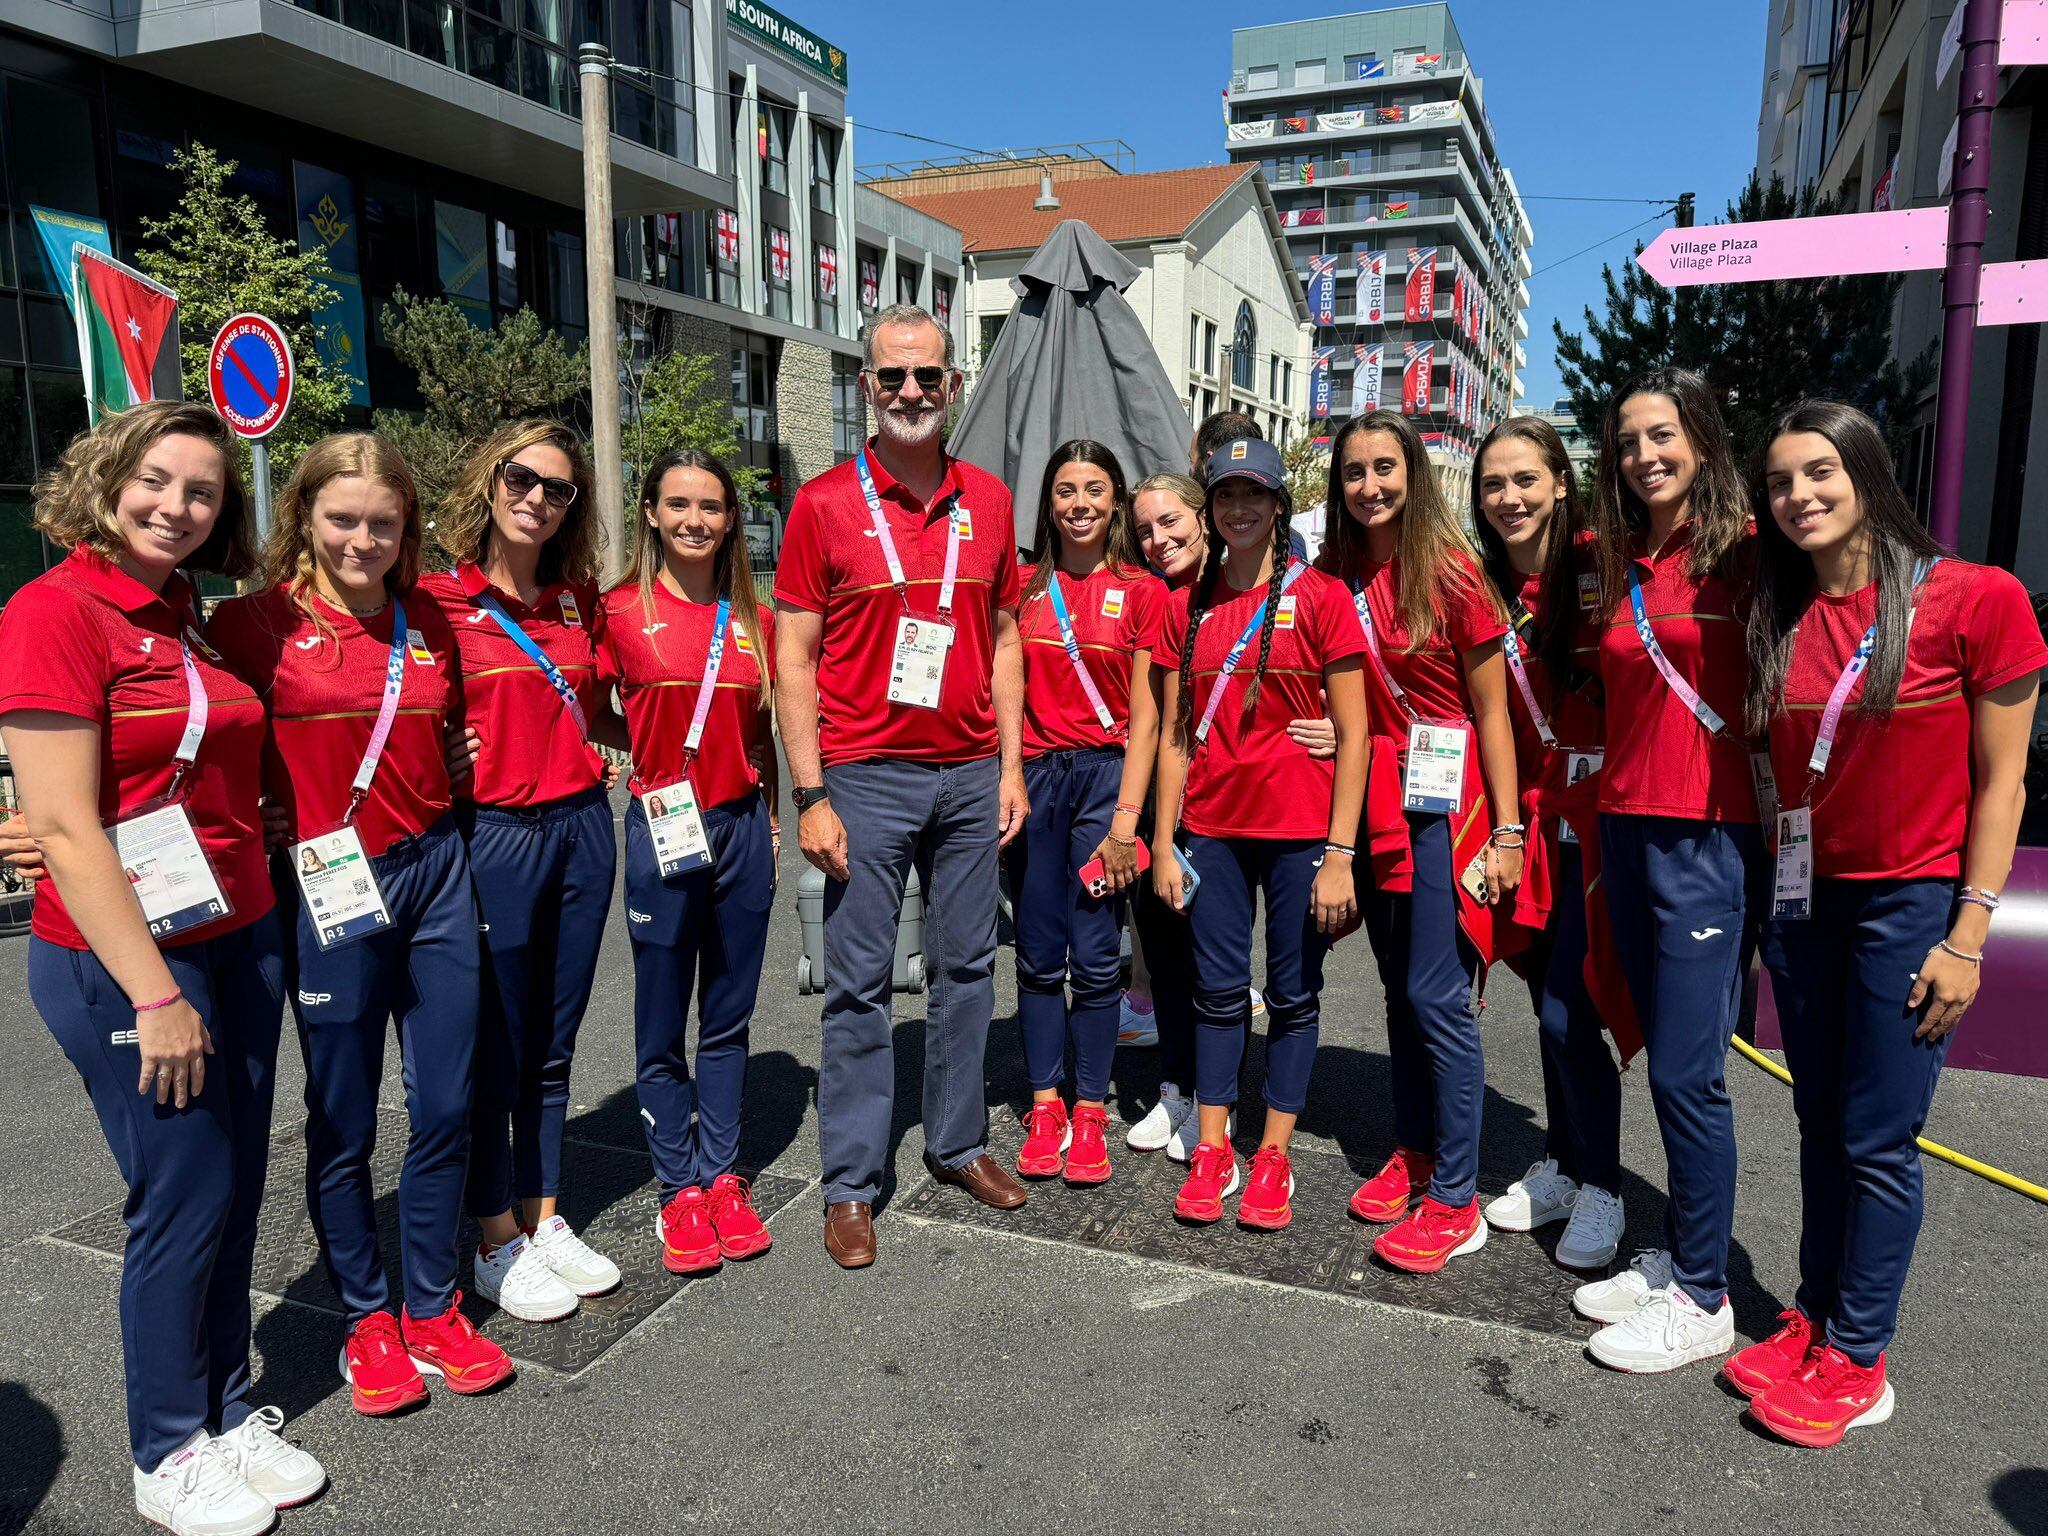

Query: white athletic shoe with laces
left=1117, top=993, right=1159, bottom=1048
left=213, top=1407, right=325, bottom=1509
left=1555, top=1184, right=1625, bottom=1270
left=473, top=1235, right=578, bottom=1321
left=133, top=1430, right=275, bottom=1536
left=1587, top=1281, right=1735, bottom=1372
left=1573, top=1247, right=1674, bottom=1323
left=1126, top=1082, right=1192, bottom=1152
left=1483, top=1157, right=1579, bottom=1232
left=529, top=1215, right=622, bottom=1297
left=1167, top=1105, right=1233, bottom=1164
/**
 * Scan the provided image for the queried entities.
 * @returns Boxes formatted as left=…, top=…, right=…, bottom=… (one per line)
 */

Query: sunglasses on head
left=863, top=364, right=951, bottom=392
left=498, top=459, right=579, bottom=510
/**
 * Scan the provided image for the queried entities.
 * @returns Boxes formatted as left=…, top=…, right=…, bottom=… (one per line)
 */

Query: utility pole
left=579, top=42, right=625, bottom=581
left=1676, top=191, right=1695, bottom=228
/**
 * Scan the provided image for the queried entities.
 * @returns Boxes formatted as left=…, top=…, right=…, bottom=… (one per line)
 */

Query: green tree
left=1552, top=173, right=1934, bottom=454
left=1282, top=430, right=1328, bottom=520
left=619, top=312, right=763, bottom=517
left=138, top=143, right=349, bottom=475
left=371, top=289, right=590, bottom=539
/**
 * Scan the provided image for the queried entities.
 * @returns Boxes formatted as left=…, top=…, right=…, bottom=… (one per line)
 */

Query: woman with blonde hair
left=0, top=401, right=325, bottom=1531
left=417, top=420, right=623, bottom=1320
left=207, top=432, right=511, bottom=1418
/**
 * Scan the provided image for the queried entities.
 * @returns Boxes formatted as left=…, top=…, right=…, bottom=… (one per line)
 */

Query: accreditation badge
left=291, top=826, right=393, bottom=950
left=1402, top=721, right=1468, bottom=814
left=1773, top=806, right=1813, bottom=921
left=1749, top=751, right=1780, bottom=837
left=642, top=781, right=712, bottom=877
left=1558, top=749, right=1604, bottom=844
left=112, top=804, right=232, bottom=940
left=888, top=616, right=954, bottom=710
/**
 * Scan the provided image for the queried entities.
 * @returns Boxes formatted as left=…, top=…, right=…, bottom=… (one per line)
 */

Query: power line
left=1525, top=210, right=1673, bottom=281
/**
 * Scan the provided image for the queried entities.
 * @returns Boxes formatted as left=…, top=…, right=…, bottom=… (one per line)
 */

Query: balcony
left=1230, top=52, right=1470, bottom=107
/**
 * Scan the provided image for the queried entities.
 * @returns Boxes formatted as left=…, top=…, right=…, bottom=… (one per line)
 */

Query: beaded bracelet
left=1114, top=802, right=1144, bottom=818
left=1958, top=885, right=2002, bottom=912
left=1106, top=831, right=1137, bottom=846
left=1322, top=842, right=1356, bottom=858
left=134, top=990, right=184, bottom=1014
left=1934, top=939, right=1984, bottom=965
left=1490, top=823, right=1526, bottom=844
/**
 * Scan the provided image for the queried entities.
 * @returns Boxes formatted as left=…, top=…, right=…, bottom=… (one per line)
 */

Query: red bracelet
left=134, top=990, right=184, bottom=1014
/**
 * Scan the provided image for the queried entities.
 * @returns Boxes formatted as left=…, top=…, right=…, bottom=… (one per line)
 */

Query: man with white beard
left=774, top=305, right=1031, bottom=1268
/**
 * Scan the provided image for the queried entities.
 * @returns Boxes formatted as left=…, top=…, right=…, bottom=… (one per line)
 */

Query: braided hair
left=1171, top=480, right=1295, bottom=747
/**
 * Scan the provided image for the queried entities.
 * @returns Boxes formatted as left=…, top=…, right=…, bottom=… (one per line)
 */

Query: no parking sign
left=207, top=312, right=293, bottom=439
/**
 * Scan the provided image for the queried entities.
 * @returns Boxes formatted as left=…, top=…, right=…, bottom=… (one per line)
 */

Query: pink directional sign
left=1637, top=207, right=1949, bottom=288
left=1978, top=261, right=2048, bottom=325
left=2003, top=0, right=2048, bottom=65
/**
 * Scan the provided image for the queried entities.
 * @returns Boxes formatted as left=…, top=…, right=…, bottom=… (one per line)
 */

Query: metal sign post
left=206, top=312, right=295, bottom=543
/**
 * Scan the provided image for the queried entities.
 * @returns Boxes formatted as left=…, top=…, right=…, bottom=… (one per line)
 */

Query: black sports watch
left=792, top=785, right=831, bottom=813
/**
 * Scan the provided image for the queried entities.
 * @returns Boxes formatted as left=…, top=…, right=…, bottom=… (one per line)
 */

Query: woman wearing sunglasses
left=417, top=421, right=622, bottom=1323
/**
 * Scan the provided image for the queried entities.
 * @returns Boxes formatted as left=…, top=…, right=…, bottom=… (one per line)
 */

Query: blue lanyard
left=1194, top=561, right=1305, bottom=746
left=1626, top=566, right=1726, bottom=736
left=473, top=589, right=588, bottom=738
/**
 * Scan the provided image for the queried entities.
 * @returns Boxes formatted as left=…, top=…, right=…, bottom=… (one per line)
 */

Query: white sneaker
left=133, top=1431, right=275, bottom=1536
left=1168, top=1105, right=1232, bottom=1164
left=1587, top=1281, right=1735, bottom=1373
left=213, top=1407, right=325, bottom=1510
left=1573, top=1247, right=1674, bottom=1323
left=473, top=1235, right=578, bottom=1321
left=528, top=1215, right=623, bottom=1297
left=1555, top=1185, right=1625, bottom=1270
left=1483, top=1157, right=1579, bottom=1232
left=1126, top=1082, right=1191, bottom=1152
left=1117, top=992, right=1159, bottom=1048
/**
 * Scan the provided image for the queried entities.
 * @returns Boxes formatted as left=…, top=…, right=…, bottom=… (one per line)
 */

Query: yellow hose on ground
left=1729, top=1036, right=2048, bottom=1205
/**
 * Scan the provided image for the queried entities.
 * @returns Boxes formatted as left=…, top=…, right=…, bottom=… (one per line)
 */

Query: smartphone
left=1172, top=845, right=1202, bottom=909
left=1459, top=850, right=1491, bottom=903
left=1078, top=839, right=1151, bottom=898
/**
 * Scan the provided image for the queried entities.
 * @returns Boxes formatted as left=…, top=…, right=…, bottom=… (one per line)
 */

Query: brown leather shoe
left=923, top=1151, right=1028, bottom=1210
left=824, top=1201, right=875, bottom=1268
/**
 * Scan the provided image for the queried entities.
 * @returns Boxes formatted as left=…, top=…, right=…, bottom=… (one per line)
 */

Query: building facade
left=0, top=0, right=962, bottom=598
left=1225, top=4, right=1533, bottom=502
left=870, top=153, right=1310, bottom=453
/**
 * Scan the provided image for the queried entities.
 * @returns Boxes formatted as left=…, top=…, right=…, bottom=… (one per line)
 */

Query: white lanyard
left=1350, top=579, right=1422, bottom=724
left=1046, top=574, right=1118, bottom=735
left=683, top=596, right=732, bottom=763
left=1194, top=562, right=1304, bottom=746
left=344, top=604, right=412, bottom=824
left=1626, top=565, right=1727, bottom=736
left=856, top=448, right=963, bottom=616
left=1501, top=617, right=1558, bottom=750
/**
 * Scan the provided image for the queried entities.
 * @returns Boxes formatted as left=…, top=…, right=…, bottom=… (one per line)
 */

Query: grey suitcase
left=795, top=864, right=927, bottom=994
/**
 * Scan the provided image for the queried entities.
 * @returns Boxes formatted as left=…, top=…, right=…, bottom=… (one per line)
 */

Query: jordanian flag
left=74, top=247, right=179, bottom=423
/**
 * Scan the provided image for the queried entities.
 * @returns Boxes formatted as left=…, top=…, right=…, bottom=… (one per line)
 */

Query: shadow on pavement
left=1991, top=1468, right=2048, bottom=1536
left=0, top=1380, right=63, bottom=1536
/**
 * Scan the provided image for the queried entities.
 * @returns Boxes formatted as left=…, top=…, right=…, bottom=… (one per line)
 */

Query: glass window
left=1344, top=53, right=1377, bottom=79
left=831, top=353, right=862, bottom=459
left=0, top=303, right=21, bottom=365
left=30, top=370, right=87, bottom=478
left=610, top=0, right=648, bottom=63
left=1203, top=319, right=1217, bottom=375
left=25, top=297, right=78, bottom=370
left=812, top=124, right=839, bottom=214
left=465, top=15, right=518, bottom=91
left=1247, top=64, right=1279, bottom=90
left=615, top=82, right=659, bottom=150
left=7, top=80, right=105, bottom=295
left=548, top=230, right=587, bottom=341
left=435, top=202, right=492, bottom=327
left=896, top=262, right=920, bottom=307
left=664, top=2, right=694, bottom=160
left=1295, top=58, right=1326, bottom=86
left=493, top=219, right=525, bottom=312
left=524, top=0, right=567, bottom=40
left=344, top=0, right=406, bottom=44
left=520, top=39, right=572, bottom=112
left=760, top=103, right=792, bottom=195
left=1231, top=301, right=1256, bottom=392
left=406, top=0, right=459, bottom=65
left=1188, top=314, right=1202, bottom=374
left=980, top=314, right=1005, bottom=366
left=0, top=367, right=30, bottom=485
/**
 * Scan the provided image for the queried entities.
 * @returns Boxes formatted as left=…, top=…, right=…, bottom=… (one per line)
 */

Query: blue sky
left=825, top=0, right=1769, bottom=411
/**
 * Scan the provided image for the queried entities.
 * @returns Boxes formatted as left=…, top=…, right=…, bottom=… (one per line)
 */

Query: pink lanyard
left=160, top=630, right=212, bottom=804
left=343, top=604, right=412, bottom=825
left=857, top=449, right=962, bottom=616
left=1501, top=615, right=1558, bottom=749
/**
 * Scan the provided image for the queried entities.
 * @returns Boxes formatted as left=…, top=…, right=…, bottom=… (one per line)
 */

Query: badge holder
left=888, top=616, right=955, bottom=710
left=642, top=781, right=714, bottom=878
left=291, top=822, right=393, bottom=950
left=113, top=798, right=232, bottom=941
left=1559, top=749, right=1604, bottom=845
left=1402, top=720, right=1469, bottom=814
left=1773, top=805, right=1813, bottom=921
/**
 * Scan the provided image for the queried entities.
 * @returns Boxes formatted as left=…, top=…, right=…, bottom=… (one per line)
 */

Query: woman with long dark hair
left=599, top=448, right=779, bottom=1275
left=1008, top=441, right=1165, bottom=1183
left=1150, top=439, right=1368, bottom=1231
left=1470, top=416, right=1631, bottom=1272
left=1575, top=367, right=1762, bottom=1374
left=1730, top=400, right=2042, bottom=1444
left=1320, top=409, right=1526, bottom=1277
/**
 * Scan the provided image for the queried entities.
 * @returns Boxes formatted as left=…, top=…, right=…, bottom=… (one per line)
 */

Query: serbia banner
left=1307, top=254, right=1338, bottom=325
left=1311, top=347, right=1335, bottom=419
left=1404, top=246, right=1437, bottom=324
left=1355, top=343, right=1383, bottom=410
left=1403, top=341, right=1433, bottom=415
left=1356, top=250, right=1386, bottom=325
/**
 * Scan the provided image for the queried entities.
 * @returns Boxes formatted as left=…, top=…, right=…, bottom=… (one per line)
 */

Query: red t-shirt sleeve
left=1121, top=576, right=1166, bottom=657
left=1309, top=575, right=1368, bottom=667
left=201, top=594, right=286, bottom=700
left=0, top=582, right=108, bottom=720
left=990, top=511, right=1021, bottom=610
left=1156, top=587, right=1192, bottom=670
left=591, top=590, right=623, bottom=692
left=1444, top=558, right=1509, bottom=651
left=772, top=488, right=830, bottom=614
left=1961, top=567, right=2048, bottom=696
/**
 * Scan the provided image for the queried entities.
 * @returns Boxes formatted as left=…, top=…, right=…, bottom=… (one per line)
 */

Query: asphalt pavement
left=2, top=789, right=2045, bottom=1535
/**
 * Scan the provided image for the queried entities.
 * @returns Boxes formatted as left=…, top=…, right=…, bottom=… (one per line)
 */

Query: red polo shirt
left=1768, top=559, right=2046, bottom=880
left=1597, top=525, right=1757, bottom=823
left=597, top=582, right=774, bottom=808
left=1156, top=564, right=1365, bottom=840
left=415, top=564, right=604, bottom=807
left=1505, top=539, right=1606, bottom=798
left=1330, top=549, right=1507, bottom=740
left=0, top=546, right=272, bottom=949
left=205, top=586, right=460, bottom=858
left=1019, top=564, right=1167, bottom=756
left=773, top=445, right=1020, bottom=767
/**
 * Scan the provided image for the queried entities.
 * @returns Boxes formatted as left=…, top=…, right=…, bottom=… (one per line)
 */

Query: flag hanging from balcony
left=1357, top=250, right=1386, bottom=325
left=934, top=282, right=952, bottom=326
left=1353, top=57, right=1385, bottom=79
left=1310, top=347, right=1335, bottom=420
left=1402, top=340, right=1433, bottom=416
left=1355, top=342, right=1383, bottom=409
left=1376, top=105, right=1405, bottom=123
left=1307, top=254, right=1338, bottom=325
left=1282, top=116, right=1308, bottom=135
left=1453, top=271, right=1467, bottom=342
left=817, top=244, right=838, bottom=299
left=1872, top=152, right=1898, bottom=212
left=1280, top=207, right=1327, bottom=228
left=1316, top=110, right=1365, bottom=132
left=859, top=259, right=879, bottom=311
left=714, top=209, right=740, bottom=268
left=74, top=247, right=178, bottom=423
left=1299, top=161, right=1318, bottom=185
left=1384, top=199, right=1411, bottom=220
left=1404, top=246, right=1437, bottom=323
left=768, top=227, right=791, bottom=282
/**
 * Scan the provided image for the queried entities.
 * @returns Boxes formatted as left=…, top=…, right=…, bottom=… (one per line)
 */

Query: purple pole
left=1927, top=0, right=2003, bottom=551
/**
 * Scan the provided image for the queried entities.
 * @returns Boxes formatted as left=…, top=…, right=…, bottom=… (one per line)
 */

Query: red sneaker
left=1063, top=1104, right=1112, bottom=1186
left=1723, top=1309, right=1818, bottom=1400
left=1749, top=1345, right=1895, bottom=1447
left=1015, top=1099, right=1071, bottom=1179
left=1237, top=1145, right=1295, bottom=1231
left=1349, top=1147, right=1433, bottom=1224
left=1173, top=1142, right=1240, bottom=1224
left=707, top=1172, right=773, bottom=1260
left=658, top=1186, right=723, bottom=1274
left=1374, top=1197, right=1488, bottom=1274
left=340, top=1309, right=426, bottom=1416
left=401, top=1295, right=514, bottom=1395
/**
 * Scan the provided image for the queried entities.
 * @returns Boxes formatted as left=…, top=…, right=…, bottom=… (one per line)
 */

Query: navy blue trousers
left=1011, top=747, right=1124, bottom=1102
left=460, top=786, right=616, bottom=1217
left=282, top=816, right=480, bottom=1322
left=31, top=913, right=285, bottom=1470
left=1362, top=812, right=1485, bottom=1207
left=1535, top=839, right=1623, bottom=1192
left=625, top=792, right=772, bottom=1198
left=1183, top=834, right=1327, bottom=1116
left=1599, top=812, right=1763, bottom=1309
left=1764, top=877, right=1953, bottom=1364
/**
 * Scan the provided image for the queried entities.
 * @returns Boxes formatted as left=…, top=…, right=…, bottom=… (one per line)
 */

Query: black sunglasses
left=863, top=364, right=952, bottom=392
left=498, top=460, right=579, bottom=511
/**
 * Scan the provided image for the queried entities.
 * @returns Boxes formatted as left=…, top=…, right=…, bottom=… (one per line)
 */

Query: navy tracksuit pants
left=460, top=786, right=616, bottom=1218
left=1131, top=867, right=1198, bottom=1094
left=1183, top=834, right=1327, bottom=1116
left=625, top=792, right=772, bottom=1199
left=1362, top=812, right=1485, bottom=1207
left=1011, top=747, right=1124, bottom=1102
left=282, top=816, right=480, bottom=1322
left=30, top=912, right=286, bottom=1471
left=1534, top=839, right=1623, bottom=1193
left=1599, top=812, right=1763, bottom=1310
left=1763, top=877, right=1954, bottom=1365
